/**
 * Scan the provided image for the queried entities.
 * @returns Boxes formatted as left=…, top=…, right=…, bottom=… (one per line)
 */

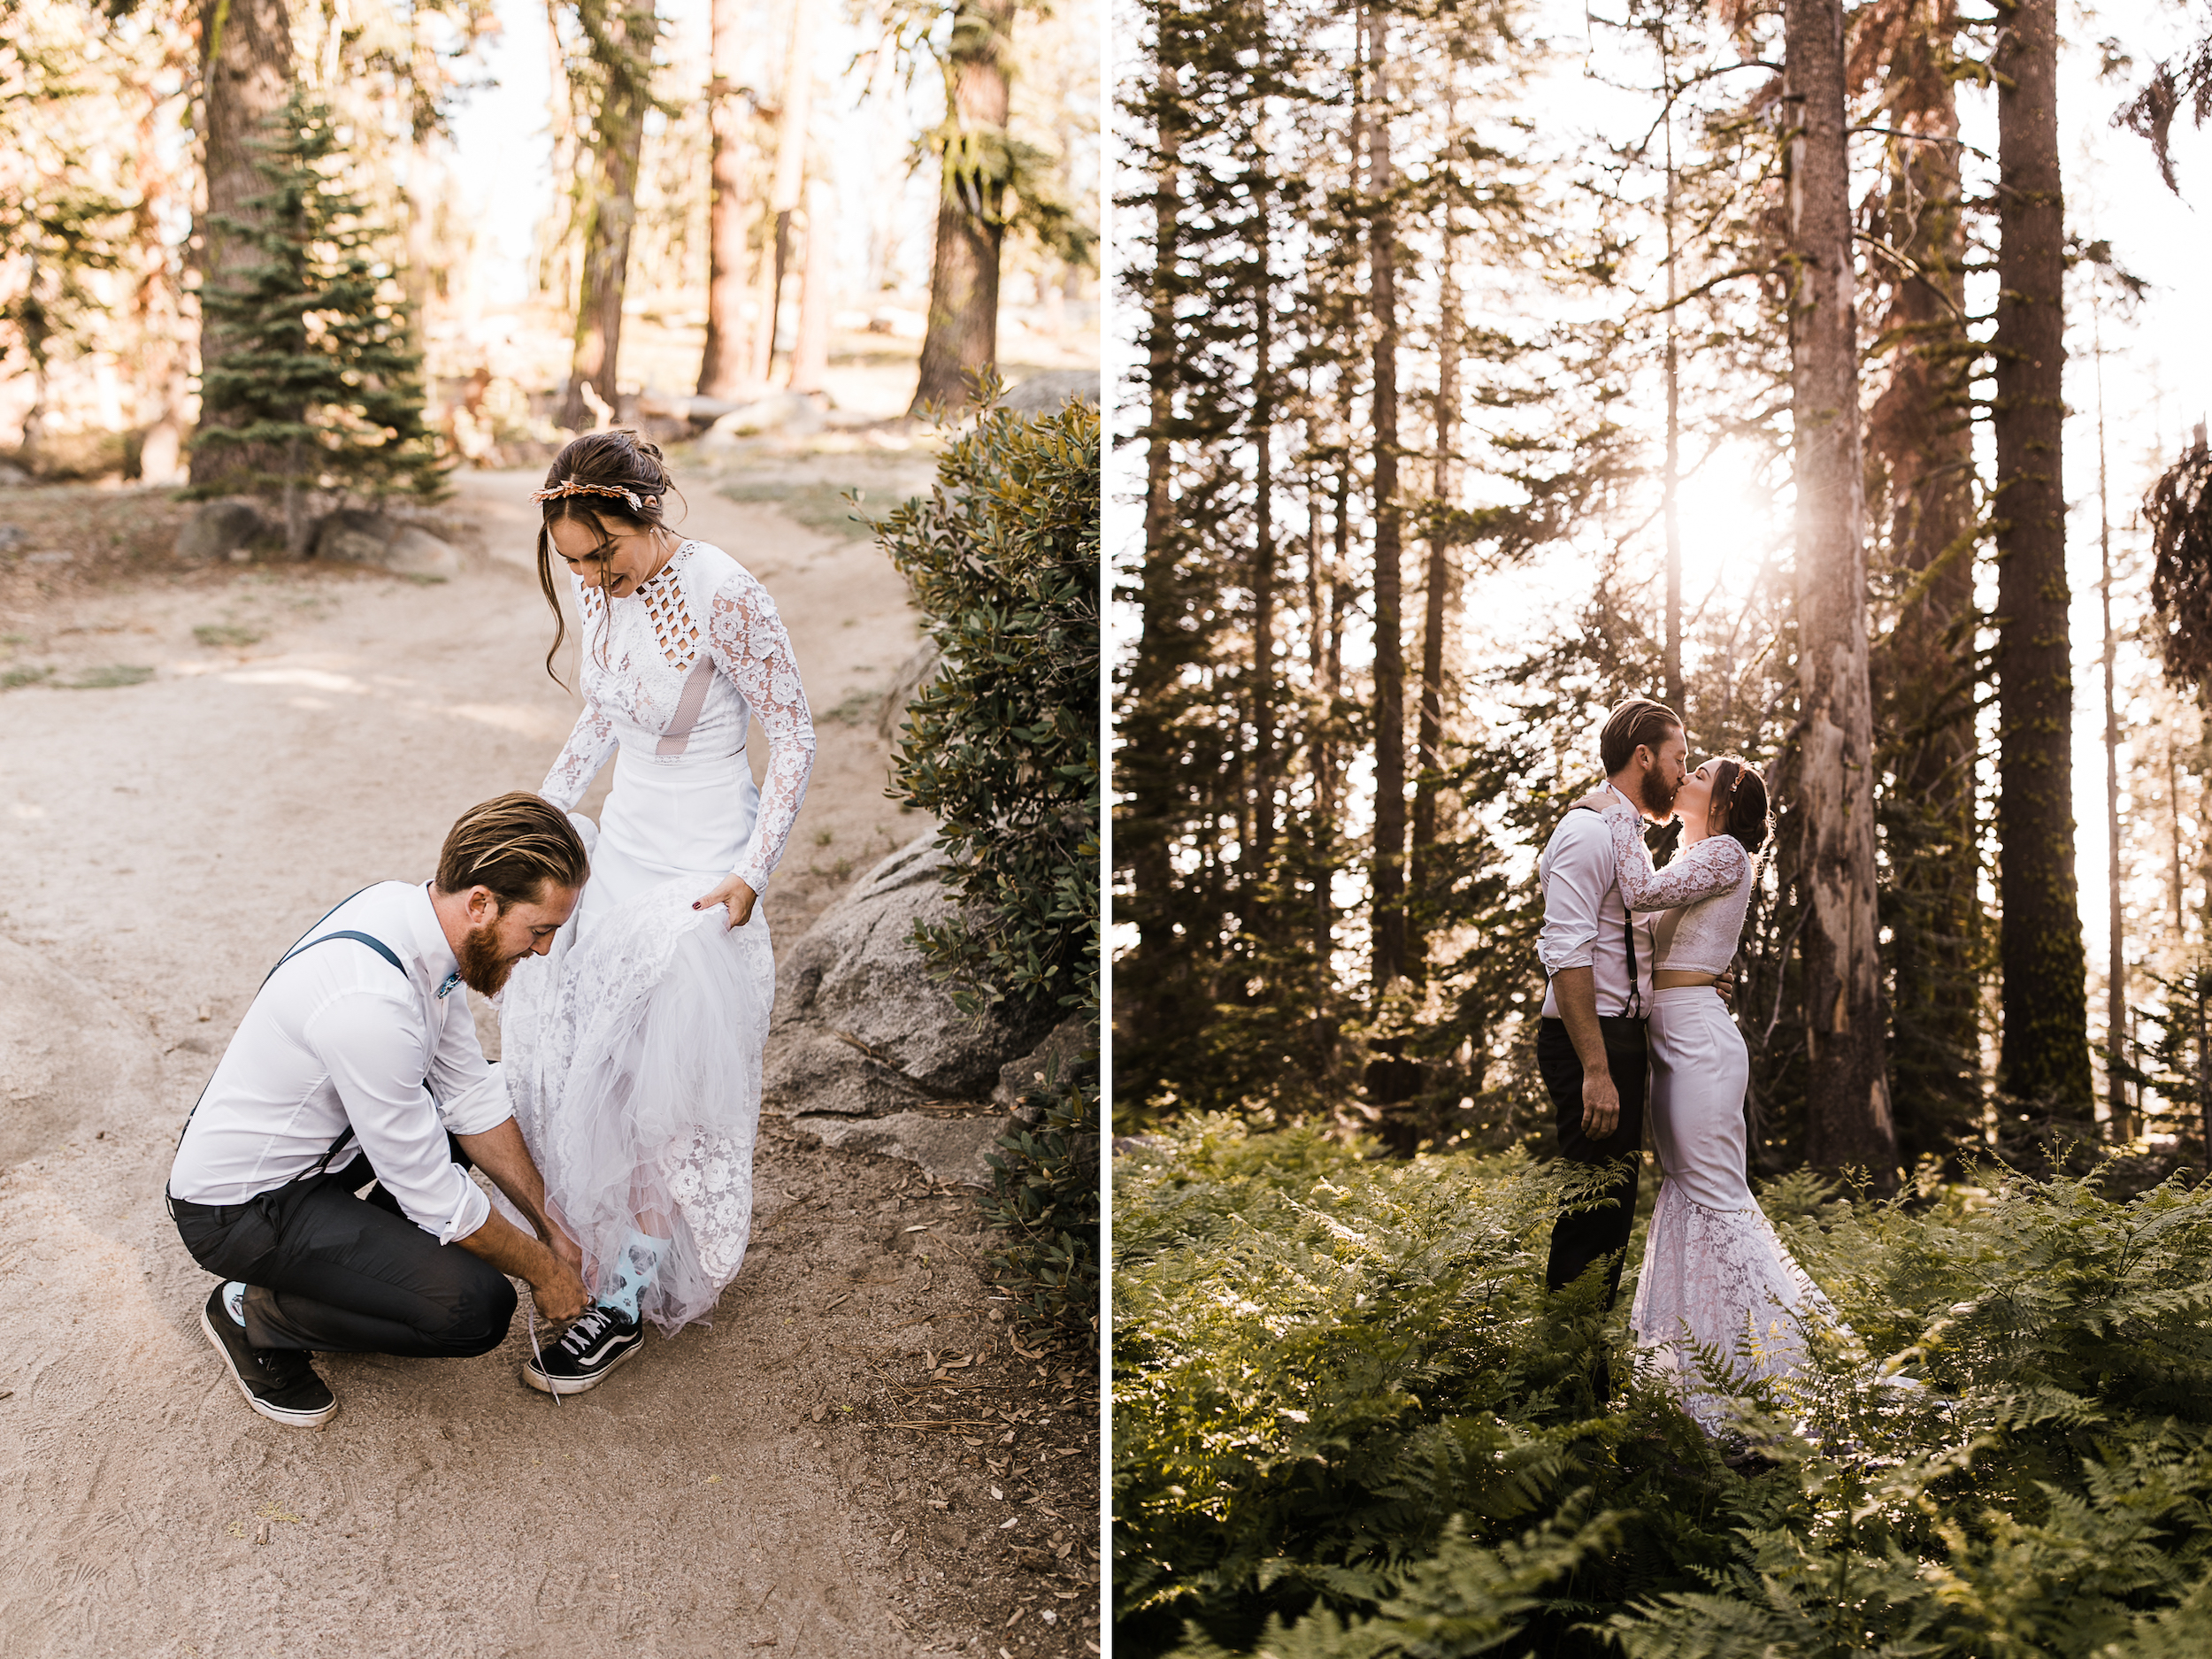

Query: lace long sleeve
left=1601, top=806, right=1750, bottom=912
left=707, top=564, right=817, bottom=894
left=539, top=700, right=618, bottom=810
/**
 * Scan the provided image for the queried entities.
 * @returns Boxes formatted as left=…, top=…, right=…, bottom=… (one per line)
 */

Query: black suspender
left=1556, top=803, right=1646, bottom=1019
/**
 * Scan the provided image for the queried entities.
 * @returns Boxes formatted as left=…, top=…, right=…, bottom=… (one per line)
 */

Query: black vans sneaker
left=199, top=1286, right=339, bottom=1427
left=523, top=1303, right=645, bottom=1396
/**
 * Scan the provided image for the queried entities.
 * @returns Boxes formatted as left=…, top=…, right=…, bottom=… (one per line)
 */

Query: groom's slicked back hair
left=1598, top=697, right=1683, bottom=775
left=438, top=793, right=590, bottom=910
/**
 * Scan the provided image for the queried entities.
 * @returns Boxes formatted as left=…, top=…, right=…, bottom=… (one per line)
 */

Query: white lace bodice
left=539, top=541, right=815, bottom=895
left=1598, top=804, right=1754, bottom=975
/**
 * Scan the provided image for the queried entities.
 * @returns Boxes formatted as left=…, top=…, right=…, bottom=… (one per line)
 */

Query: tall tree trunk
left=1409, top=210, right=1459, bottom=987
left=1992, top=0, right=2093, bottom=1124
left=790, top=180, right=833, bottom=393
left=752, top=0, right=817, bottom=386
left=1784, top=0, right=1898, bottom=1187
left=1127, top=50, right=1180, bottom=995
left=190, top=0, right=293, bottom=489
left=1866, top=0, right=1980, bottom=1168
left=1366, top=8, right=1406, bottom=999
left=1661, top=47, right=1684, bottom=712
left=910, top=0, right=1015, bottom=414
left=1251, top=282, right=1278, bottom=887
left=2095, top=301, right=2128, bottom=1139
left=560, top=0, right=656, bottom=433
left=696, top=0, right=752, bottom=399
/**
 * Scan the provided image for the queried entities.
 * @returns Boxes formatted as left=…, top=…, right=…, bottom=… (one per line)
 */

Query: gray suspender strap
left=175, top=891, right=411, bottom=1173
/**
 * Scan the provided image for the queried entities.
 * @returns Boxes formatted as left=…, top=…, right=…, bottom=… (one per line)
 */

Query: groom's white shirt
left=168, top=881, right=511, bottom=1244
left=1536, top=783, right=1656, bottom=1019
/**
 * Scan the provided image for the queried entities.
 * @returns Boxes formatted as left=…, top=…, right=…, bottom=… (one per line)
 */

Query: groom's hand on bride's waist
left=1716, top=970, right=1735, bottom=1008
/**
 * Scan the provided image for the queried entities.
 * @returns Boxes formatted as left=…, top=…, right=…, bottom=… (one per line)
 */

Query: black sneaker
left=198, top=1286, right=338, bottom=1428
left=522, top=1304, right=645, bottom=1396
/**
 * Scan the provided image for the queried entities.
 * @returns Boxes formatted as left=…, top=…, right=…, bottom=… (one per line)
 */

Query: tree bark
left=1784, top=0, right=1898, bottom=1187
left=790, top=180, right=833, bottom=393
left=696, top=0, right=752, bottom=399
left=752, top=0, right=817, bottom=386
left=1409, top=209, right=1458, bottom=987
left=1661, top=51, right=1684, bottom=712
left=910, top=0, right=1015, bottom=415
left=1864, top=0, right=1980, bottom=1168
left=2094, top=303, right=2128, bottom=1139
left=1251, top=287, right=1277, bottom=886
left=560, top=0, right=655, bottom=433
left=1366, top=7, right=1407, bottom=999
left=190, top=0, right=294, bottom=489
left=1992, top=0, right=2093, bottom=1120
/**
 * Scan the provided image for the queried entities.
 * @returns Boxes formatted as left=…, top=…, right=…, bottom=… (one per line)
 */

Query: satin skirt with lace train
left=494, top=810, right=774, bottom=1335
left=1629, top=985, right=1836, bottom=1430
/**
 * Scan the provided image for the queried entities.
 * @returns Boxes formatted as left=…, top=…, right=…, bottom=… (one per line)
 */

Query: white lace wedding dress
left=1597, top=806, right=1840, bottom=1429
left=493, top=540, right=815, bottom=1334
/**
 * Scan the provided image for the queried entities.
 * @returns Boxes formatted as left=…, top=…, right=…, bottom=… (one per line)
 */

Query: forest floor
left=0, top=449, right=1102, bottom=1657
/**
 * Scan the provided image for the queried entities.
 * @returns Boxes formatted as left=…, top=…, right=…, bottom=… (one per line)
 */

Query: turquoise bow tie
left=437, top=970, right=462, bottom=999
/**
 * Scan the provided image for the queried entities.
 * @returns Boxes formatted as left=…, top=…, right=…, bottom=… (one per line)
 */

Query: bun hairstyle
left=1709, top=756, right=1770, bottom=851
left=532, top=429, right=686, bottom=682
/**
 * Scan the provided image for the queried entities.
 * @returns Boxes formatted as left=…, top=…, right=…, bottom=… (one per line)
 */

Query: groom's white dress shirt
left=1536, top=783, right=1657, bottom=1020
left=168, top=881, right=511, bottom=1244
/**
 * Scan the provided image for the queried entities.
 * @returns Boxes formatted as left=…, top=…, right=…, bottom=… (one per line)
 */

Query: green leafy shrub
left=879, top=384, right=1101, bottom=1023
left=983, top=1046, right=1101, bottom=1338
left=878, top=383, right=1101, bottom=1337
left=1115, top=1124, right=2212, bottom=1658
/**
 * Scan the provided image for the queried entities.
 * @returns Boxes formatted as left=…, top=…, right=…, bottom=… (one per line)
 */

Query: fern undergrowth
left=1114, top=1118, right=2212, bottom=1657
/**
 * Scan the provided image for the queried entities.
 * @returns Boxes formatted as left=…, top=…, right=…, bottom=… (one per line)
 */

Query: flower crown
left=530, top=479, right=661, bottom=513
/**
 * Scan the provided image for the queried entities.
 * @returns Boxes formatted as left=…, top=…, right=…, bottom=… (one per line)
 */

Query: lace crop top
left=1597, top=803, right=1755, bottom=976
left=538, top=540, right=816, bottom=895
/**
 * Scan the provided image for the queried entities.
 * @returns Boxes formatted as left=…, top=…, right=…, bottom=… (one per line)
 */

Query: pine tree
left=1783, top=0, right=1898, bottom=1188
left=192, top=89, right=444, bottom=552
left=557, top=0, right=658, bottom=432
left=189, top=0, right=293, bottom=492
left=1990, top=0, right=2093, bottom=1141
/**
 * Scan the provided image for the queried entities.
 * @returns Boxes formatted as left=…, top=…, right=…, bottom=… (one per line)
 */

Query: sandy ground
left=0, top=464, right=1102, bottom=1657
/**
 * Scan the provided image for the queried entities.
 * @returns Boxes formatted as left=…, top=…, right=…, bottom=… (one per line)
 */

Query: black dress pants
left=170, top=1145, right=517, bottom=1358
left=1536, top=1014, right=1648, bottom=1310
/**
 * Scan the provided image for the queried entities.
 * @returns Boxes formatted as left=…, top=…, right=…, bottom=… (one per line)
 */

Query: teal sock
left=222, top=1281, right=248, bottom=1327
left=601, top=1230, right=668, bottom=1322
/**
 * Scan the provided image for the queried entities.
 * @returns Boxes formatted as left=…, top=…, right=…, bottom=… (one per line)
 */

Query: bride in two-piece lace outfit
left=1585, top=757, right=1838, bottom=1430
left=494, top=430, right=816, bottom=1394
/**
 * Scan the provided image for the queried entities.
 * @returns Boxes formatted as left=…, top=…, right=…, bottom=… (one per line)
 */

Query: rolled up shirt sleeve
left=1537, top=814, right=1610, bottom=978
left=308, top=990, right=491, bottom=1245
left=427, top=991, right=516, bottom=1139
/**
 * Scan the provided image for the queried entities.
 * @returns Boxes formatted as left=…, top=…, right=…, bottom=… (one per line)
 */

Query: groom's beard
left=1641, top=768, right=1680, bottom=818
left=458, top=919, right=518, bottom=997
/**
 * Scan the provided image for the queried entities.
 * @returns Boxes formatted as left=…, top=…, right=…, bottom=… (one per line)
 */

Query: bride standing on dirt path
left=497, top=427, right=817, bottom=1395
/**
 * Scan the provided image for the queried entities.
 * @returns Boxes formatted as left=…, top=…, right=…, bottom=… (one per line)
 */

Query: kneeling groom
left=167, top=794, right=593, bottom=1426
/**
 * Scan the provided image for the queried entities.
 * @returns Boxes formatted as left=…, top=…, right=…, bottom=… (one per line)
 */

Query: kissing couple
left=1535, top=695, right=1837, bottom=1429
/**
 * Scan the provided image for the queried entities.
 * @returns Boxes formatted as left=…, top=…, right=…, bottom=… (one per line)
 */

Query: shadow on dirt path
left=0, top=463, right=1102, bottom=1657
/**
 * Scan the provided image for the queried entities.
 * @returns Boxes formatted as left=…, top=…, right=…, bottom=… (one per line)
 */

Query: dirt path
left=0, top=465, right=1101, bottom=1657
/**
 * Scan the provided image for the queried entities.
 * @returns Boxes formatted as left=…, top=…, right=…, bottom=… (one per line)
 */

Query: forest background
left=1109, top=0, right=2212, bottom=1184
left=0, top=0, right=1102, bottom=491
left=1107, top=4, right=2212, bottom=1655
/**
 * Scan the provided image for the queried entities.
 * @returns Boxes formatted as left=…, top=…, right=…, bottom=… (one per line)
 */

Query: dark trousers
left=1536, top=1014, right=1648, bottom=1311
left=170, top=1144, right=516, bottom=1358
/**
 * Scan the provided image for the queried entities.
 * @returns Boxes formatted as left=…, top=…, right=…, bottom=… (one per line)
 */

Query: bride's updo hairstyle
left=531, top=428, right=687, bottom=681
left=1708, top=757, right=1770, bottom=851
